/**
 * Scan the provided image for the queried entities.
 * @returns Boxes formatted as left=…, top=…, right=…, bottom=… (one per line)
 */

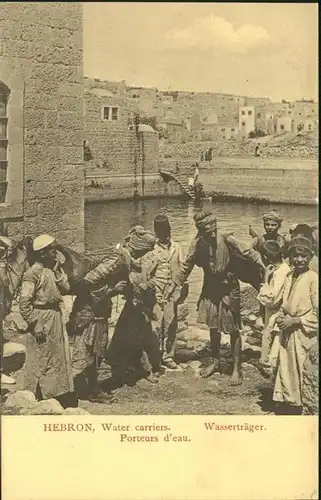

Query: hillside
left=160, top=130, right=318, bottom=161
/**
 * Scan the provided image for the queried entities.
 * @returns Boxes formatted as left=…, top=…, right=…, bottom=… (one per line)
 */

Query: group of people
left=6, top=207, right=318, bottom=414
left=200, top=149, right=213, bottom=162
left=253, top=210, right=318, bottom=413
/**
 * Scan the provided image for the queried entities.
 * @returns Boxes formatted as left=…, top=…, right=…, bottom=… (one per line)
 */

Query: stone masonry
left=84, top=86, right=159, bottom=176
left=84, top=88, right=138, bottom=174
left=0, top=2, right=84, bottom=252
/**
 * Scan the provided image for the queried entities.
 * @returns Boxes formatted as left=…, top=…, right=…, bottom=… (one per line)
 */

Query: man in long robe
left=19, top=234, right=76, bottom=408
left=273, top=236, right=318, bottom=414
left=84, top=228, right=161, bottom=386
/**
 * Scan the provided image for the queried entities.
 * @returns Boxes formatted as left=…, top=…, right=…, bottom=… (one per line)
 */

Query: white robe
left=273, top=269, right=318, bottom=406
left=257, top=262, right=290, bottom=367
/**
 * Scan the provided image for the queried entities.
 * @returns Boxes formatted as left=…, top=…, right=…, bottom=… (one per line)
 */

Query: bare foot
left=229, top=370, right=243, bottom=386
left=200, top=359, right=221, bottom=378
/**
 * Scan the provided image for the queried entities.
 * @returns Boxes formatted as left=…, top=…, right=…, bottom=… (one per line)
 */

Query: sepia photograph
left=0, top=1, right=318, bottom=422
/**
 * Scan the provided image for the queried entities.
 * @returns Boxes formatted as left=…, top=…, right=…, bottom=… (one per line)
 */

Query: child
left=273, top=236, right=318, bottom=414
left=257, top=241, right=290, bottom=377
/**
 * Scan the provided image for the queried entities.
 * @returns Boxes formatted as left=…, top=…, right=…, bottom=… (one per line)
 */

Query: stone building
left=276, top=115, right=292, bottom=134
left=185, top=113, right=201, bottom=132
left=84, top=85, right=159, bottom=175
left=84, top=87, right=137, bottom=173
left=239, top=106, right=255, bottom=137
left=199, top=113, right=219, bottom=141
left=137, top=124, right=159, bottom=173
left=246, top=96, right=270, bottom=108
left=269, top=101, right=291, bottom=116
left=294, top=100, right=318, bottom=118
left=158, top=111, right=186, bottom=143
left=292, top=116, right=317, bottom=134
left=0, top=2, right=84, bottom=251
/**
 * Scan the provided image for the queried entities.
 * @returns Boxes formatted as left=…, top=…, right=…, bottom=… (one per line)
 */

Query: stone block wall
left=0, top=2, right=84, bottom=252
left=84, top=90, right=138, bottom=174
left=200, top=159, right=317, bottom=205
left=85, top=173, right=183, bottom=202
left=140, top=131, right=159, bottom=173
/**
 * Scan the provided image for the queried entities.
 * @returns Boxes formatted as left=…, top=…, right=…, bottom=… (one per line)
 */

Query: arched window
left=0, top=82, right=10, bottom=203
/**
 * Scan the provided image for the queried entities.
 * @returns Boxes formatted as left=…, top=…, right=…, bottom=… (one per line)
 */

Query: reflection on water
left=85, top=198, right=317, bottom=326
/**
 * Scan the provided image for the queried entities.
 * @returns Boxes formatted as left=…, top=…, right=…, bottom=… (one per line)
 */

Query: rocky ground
left=1, top=286, right=317, bottom=416
left=160, top=131, right=318, bottom=161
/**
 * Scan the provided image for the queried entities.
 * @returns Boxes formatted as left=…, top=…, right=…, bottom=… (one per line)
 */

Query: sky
left=83, top=2, right=318, bottom=101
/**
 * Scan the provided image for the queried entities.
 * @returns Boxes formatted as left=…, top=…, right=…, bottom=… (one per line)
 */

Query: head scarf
left=262, top=209, right=283, bottom=224
left=288, top=236, right=313, bottom=255
left=127, top=228, right=156, bottom=253
left=154, top=214, right=171, bottom=234
left=291, top=224, right=313, bottom=240
left=194, top=211, right=217, bottom=234
left=124, top=225, right=145, bottom=242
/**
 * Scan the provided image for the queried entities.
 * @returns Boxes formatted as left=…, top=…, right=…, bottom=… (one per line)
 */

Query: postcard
left=1, top=2, right=318, bottom=499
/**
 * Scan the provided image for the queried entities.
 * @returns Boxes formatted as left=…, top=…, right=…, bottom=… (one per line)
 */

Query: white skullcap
left=33, top=234, right=55, bottom=252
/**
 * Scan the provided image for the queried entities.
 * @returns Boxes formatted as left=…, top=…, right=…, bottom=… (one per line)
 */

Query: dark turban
left=154, top=214, right=171, bottom=233
left=194, top=211, right=217, bottom=234
left=127, top=228, right=156, bottom=253
left=124, top=225, right=145, bottom=242
left=291, top=224, right=313, bottom=240
left=288, top=236, right=313, bottom=255
left=262, top=209, right=283, bottom=224
left=261, top=240, right=282, bottom=259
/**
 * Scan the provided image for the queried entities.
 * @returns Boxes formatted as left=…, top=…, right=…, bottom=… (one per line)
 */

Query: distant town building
left=294, top=99, right=318, bottom=118
left=276, top=116, right=292, bottom=134
left=185, top=113, right=201, bottom=131
left=246, top=96, right=271, bottom=108
left=158, top=111, right=186, bottom=143
left=269, top=101, right=291, bottom=116
left=239, top=106, right=255, bottom=137
left=84, top=85, right=159, bottom=174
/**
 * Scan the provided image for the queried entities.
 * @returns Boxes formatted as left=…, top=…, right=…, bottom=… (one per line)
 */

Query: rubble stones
left=4, top=390, right=36, bottom=410
left=186, top=360, right=202, bottom=377
left=3, top=342, right=26, bottom=357
left=160, top=131, right=318, bottom=160
left=64, top=407, right=91, bottom=415
left=302, top=342, right=319, bottom=416
left=2, top=341, right=26, bottom=374
left=2, top=389, right=91, bottom=415
left=21, top=398, right=65, bottom=415
left=1, top=374, right=16, bottom=385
